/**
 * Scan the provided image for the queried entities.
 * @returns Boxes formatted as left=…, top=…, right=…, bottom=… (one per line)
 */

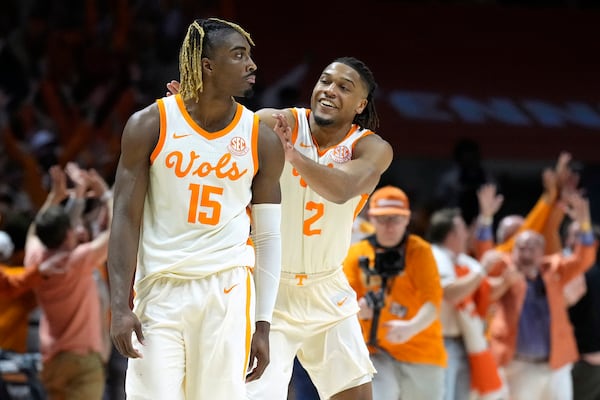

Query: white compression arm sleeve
left=251, top=203, right=282, bottom=323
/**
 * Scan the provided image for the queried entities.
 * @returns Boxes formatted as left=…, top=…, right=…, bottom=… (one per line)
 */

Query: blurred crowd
left=0, top=0, right=230, bottom=215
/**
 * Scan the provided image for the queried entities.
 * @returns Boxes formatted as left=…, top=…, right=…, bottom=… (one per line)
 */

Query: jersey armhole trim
left=252, top=114, right=260, bottom=176
left=150, top=98, right=168, bottom=164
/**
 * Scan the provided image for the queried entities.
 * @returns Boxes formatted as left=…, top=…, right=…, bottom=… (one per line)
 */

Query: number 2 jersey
left=135, top=94, right=258, bottom=284
left=280, top=108, right=374, bottom=275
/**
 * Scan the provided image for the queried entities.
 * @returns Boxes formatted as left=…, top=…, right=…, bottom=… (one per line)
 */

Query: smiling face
left=309, top=62, right=368, bottom=128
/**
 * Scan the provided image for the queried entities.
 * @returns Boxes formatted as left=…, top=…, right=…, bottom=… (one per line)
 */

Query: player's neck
left=184, top=95, right=237, bottom=132
left=310, top=120, right=354, bottom=149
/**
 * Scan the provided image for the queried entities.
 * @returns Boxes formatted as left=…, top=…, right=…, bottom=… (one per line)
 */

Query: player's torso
left=280, top=108, right=371, bottom=274
left=138, top=94, right=258, bottom=278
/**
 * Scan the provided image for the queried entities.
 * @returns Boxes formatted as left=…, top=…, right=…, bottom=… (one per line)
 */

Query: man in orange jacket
left=488, top=192, right=597, bottom=400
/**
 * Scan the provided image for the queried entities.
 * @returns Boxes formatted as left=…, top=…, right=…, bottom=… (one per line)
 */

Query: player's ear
left=355, top=98, right=368, bottom=115
left=202, top=57, right=213, bottom=73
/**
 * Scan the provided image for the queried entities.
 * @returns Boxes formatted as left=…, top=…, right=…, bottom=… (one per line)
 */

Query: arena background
left=228, top=0, right=600, bottom=226
left=1, top=0, right=599, bottom=230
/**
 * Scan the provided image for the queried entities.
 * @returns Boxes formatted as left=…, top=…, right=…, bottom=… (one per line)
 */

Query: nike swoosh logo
left=224, top=284, right=239, bottom=294
left=173, top=133, right=192, bottom=139
left=337, top=296, right=348, bottom=307
left=299, top=142, right=313, bottom=148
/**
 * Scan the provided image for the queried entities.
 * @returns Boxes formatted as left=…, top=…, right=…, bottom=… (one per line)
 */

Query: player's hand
left=166, top=80, right=180, bottom=97
left=110, top=309, right=145, bottom=358
left=271, top=113, right=294, bottom=159
left=246, top=321, right=270, bottom=382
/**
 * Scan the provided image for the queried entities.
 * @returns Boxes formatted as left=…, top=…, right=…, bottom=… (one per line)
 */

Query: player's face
left=208, top=31, right=257, bottom=98
left=310, top=62, right=368, bottom=127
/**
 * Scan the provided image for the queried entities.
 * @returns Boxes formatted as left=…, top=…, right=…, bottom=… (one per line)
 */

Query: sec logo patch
left=331, top=145, right=351, bottom=163
left=228, top=136, right=249, bottom=156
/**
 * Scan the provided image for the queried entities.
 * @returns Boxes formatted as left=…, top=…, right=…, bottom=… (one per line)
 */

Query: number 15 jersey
left=136, top=94, right=258, bottom=282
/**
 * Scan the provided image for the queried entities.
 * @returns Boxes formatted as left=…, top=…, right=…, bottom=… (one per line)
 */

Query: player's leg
left=247, top=275, right=309, bottom=399
left=290, top=356, right=320, bottom=400
left=301, top=315, right=375, bottom=400
left=126, top=279, right=186, bottom=400
left=185, top=266, right=254, bottom=399
left=246, top=328, right=300, bottom=399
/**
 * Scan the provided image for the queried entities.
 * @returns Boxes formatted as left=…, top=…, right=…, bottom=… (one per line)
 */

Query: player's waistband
left=133, top=265, right=250, bottom=315
left=279, top=267, right=343, bottom=286
left=135, top=265, right=248, bottom=298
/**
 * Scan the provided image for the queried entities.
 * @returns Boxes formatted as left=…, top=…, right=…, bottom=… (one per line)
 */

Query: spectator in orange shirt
left=343, top=186, right=446, bottom=400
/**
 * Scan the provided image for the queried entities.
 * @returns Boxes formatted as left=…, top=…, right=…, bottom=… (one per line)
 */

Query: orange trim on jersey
left=175, top=94, right=242, bottom=140
left=243, top=268, right=253, bottom=379
left=353, top=193, right=370, bottom=220
left=246, top=206, right=254, bottom=246
left=316, top=125, right=360, bottom=157
left=290, top=108, right=301, bottom=145
left=251, top=114, right=260, bottom=177
left=150, top=99, right=168, bottom=164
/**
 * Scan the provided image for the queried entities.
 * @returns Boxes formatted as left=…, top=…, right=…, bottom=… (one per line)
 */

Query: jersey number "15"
left=188, top=183, right=223, bottom=225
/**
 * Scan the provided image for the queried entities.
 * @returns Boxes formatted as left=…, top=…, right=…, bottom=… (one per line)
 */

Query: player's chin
left=238, top=84, right=255, bottom=99
left=313, top=112, right=335, bottom=127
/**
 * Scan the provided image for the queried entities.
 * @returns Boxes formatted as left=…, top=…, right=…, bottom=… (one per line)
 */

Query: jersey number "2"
left=303, top=201, right=324, bottom=236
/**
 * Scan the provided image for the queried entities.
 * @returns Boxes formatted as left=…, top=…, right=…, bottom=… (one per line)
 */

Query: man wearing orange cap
left=343, top=185, right=447, bottom=400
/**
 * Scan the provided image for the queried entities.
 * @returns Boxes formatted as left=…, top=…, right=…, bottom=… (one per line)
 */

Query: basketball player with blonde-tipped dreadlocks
left=107, top=18, right=284, bottom=399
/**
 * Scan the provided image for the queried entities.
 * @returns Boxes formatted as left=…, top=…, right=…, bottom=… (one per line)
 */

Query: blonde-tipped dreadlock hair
left=179, top=18, right=254, bottom=102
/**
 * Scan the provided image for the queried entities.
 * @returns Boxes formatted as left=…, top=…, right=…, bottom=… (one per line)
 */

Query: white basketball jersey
left=280, top=108, right=372, bottom=274
left=136, top=94, right=258, bottom=281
